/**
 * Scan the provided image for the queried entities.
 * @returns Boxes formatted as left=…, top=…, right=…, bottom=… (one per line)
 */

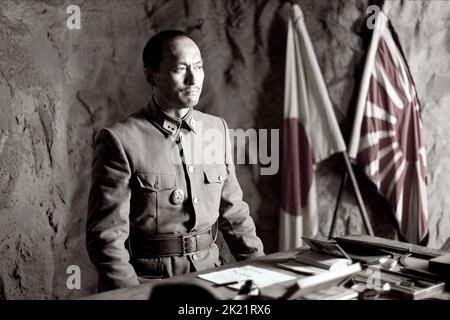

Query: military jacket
left=86, top=98, right=264, bottom=291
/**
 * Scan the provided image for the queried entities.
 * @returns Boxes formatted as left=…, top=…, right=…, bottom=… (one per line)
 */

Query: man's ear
left=145, top=68, right=156, bottom=86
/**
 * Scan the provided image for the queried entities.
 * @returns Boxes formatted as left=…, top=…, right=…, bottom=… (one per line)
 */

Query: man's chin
left=181, top=97, right=200, bottom=108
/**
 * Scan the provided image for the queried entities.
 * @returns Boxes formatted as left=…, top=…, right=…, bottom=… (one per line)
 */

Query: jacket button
left=188, top=165, right=194, bottom=173
left=193, top=197, right=199, bottom=204
left=192, top=254, right=199, bottom=261
left=170, top=189, right=184, bottom=205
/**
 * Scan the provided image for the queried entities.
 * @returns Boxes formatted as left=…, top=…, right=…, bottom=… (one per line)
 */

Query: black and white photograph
left=0, top=0, right=449, bottom=308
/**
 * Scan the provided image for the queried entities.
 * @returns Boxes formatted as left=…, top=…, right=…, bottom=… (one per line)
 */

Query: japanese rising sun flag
left=348, top=12, right=428, bottom=244
left=280, top=4, right=346, bottom=251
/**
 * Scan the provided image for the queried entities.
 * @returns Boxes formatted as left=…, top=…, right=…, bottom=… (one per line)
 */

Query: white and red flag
left=280, top=4, right=347, bottom=251
left=348, top=12, right=428, bottom=244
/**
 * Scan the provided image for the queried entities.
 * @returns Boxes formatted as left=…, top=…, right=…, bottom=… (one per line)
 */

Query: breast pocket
left=204, top=166, right=228, bottom=184
left=203, top=166, right=228, bottom=214
left=132, top=173, right=177, bottom=233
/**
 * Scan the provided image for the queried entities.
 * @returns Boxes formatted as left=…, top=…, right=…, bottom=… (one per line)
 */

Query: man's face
left=151, top=37, right=204, bottom=110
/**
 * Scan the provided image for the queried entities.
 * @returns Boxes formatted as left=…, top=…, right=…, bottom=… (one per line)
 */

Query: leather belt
left=130, top=224, right=216, bottom=258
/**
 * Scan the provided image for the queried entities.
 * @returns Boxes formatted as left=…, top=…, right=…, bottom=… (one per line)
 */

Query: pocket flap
left=136, top=173, right=177, bottom=190
left=204, top=167, right=227, bottom=184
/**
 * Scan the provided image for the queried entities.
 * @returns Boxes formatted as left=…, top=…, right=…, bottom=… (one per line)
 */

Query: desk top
left=82, top=235, right=450, bottom=300
left=83, top=249, right=302, bottom=300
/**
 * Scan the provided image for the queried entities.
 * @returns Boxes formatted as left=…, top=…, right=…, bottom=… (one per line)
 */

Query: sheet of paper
left=277, top=261, right=327, bottom=275
left=198, top=265, right=296, bottom=290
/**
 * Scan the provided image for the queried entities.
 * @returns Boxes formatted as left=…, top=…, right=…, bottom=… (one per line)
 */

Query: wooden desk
left=82, top=235, right=450, bottom=300
left=82, top=248, right=304, bottom=300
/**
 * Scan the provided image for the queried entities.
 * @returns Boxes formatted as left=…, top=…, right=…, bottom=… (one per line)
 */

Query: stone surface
left=0, top=0, right=448, bottom=299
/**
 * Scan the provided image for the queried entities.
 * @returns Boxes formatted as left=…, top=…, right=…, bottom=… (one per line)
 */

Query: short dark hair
left=142, top=30, right=192, bottom=71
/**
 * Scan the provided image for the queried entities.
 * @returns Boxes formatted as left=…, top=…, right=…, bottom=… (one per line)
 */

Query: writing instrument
left=213, top=281, right=239, bottom=287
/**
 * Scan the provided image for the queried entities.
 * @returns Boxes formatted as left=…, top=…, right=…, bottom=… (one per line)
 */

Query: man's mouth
left=183, top=89, right=199, bottom=96
left=182, top=86, right=199, bottom=93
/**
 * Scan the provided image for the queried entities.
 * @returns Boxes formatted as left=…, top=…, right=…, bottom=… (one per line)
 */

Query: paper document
left=302, top=286, right=358, bottom=300
left=277, top=260, right=327, bottom=275
left=281, top=263, right=362, bottom=300
left=296, top=263, right=361, bottom=289
left=198, top=265, right=296, bottom=290
left=294, top=251, right=352, bottom=271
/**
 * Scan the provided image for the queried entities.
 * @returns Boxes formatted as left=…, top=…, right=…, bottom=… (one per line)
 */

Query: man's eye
left=195, top=65, right=203, bottom=71
left=173, top=66, right=186, bottom=73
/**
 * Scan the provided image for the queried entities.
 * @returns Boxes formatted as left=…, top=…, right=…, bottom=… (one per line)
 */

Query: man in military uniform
left=86, top=30, right=265, bottom=292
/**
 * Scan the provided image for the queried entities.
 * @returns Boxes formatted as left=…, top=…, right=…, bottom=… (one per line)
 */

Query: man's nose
left=184, top=67, right=195, bottom=85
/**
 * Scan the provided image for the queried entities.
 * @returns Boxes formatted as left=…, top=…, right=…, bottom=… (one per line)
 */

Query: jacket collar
left=146, top=96, right=197, bottom=136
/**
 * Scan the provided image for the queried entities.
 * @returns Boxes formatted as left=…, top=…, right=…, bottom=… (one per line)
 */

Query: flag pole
left=344, top=152, right=374, bottom=236
left=329, top=152, right=375, bottom=237
left=328, top=171, right=348, bottom=238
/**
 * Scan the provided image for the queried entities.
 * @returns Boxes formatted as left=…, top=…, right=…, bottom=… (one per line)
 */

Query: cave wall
left=0, top=0, right=449, bottom=299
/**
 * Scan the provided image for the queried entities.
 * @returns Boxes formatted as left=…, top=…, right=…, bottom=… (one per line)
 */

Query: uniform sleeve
left=218, top=118, right=265, bottom=261
left=86, top=128, right=139, bottom=292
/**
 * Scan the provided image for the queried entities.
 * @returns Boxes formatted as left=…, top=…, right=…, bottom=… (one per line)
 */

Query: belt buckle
left=181, top=234, right=198, bottom=255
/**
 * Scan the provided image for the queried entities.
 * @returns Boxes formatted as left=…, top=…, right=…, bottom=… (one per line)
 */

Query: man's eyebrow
left=172, top=60, right=203, bottom=66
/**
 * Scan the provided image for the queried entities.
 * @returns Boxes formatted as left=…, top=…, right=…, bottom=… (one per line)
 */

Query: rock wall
left=0, top=0, right=448, bottom=299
